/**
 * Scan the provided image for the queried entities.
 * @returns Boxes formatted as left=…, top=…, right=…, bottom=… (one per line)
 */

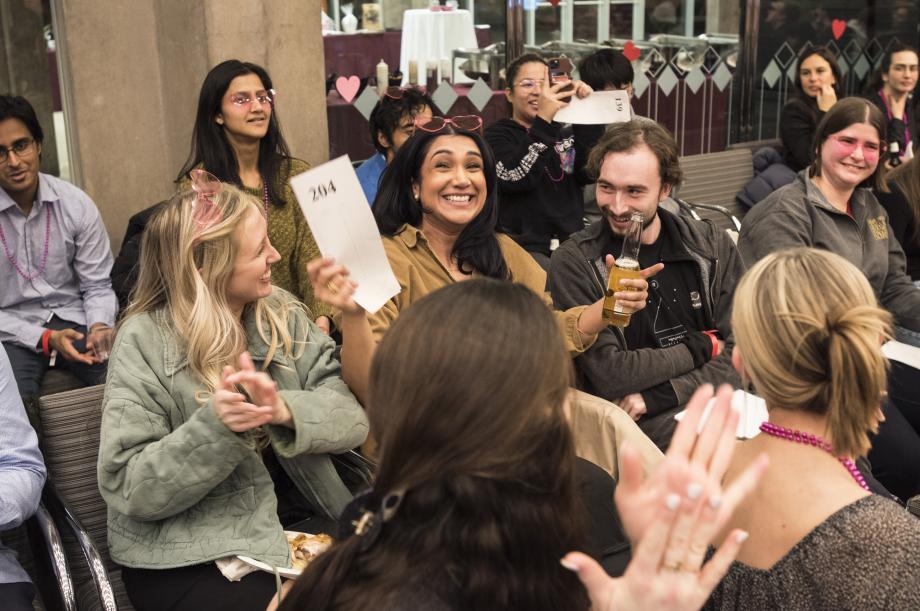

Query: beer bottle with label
left=603, top=211, right=644, bottom=327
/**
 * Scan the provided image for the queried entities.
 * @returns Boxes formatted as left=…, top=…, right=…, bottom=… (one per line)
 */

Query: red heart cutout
left=623, top=41, right=640, bottom=62
left=832, top=19, right=846, bottom=40
left=335, top=75, right=360, bottom=103
left=548, top=0, right=560, bottom=6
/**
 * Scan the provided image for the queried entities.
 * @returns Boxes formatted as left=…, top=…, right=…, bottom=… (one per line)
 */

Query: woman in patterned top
left=176, top=59, right=333, bottom=332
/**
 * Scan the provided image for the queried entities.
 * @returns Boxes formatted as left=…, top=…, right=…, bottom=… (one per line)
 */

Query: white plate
left=236, top=531, right=331, bottom=579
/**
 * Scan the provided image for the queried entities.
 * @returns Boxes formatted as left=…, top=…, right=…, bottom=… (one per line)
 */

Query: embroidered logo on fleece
left=867, top=216, right=888, bottom=240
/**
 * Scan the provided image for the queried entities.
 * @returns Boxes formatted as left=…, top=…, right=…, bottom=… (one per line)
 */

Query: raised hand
left=307, top=257, right=362, bottom=315
left=212, top=366, right=275, bottom=433
left=224, top=352, right=293, bottom=428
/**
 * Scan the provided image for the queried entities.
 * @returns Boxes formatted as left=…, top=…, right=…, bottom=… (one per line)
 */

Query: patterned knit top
left=705, top=495, right=920, bottom=610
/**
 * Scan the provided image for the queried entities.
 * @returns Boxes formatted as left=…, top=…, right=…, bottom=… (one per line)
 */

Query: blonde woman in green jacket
left=97, top=180, right=368, bottom=611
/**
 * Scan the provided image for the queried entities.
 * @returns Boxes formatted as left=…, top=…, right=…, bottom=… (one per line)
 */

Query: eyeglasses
left=512, top=78, right=545, bottom=92
left=0, top=138, right=36, bottom=164
left=384, top=86, right=424, bottom=100
left=415, top=115, right=483, bottom=133
left=828, top=135, right=885, bottom=161
left=189, top=169, right=223, bottom=232
left=229, top=89, right=276, bottom=109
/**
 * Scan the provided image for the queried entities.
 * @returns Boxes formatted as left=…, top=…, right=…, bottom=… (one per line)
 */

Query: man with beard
left=548, top=120, right=743, bottom=448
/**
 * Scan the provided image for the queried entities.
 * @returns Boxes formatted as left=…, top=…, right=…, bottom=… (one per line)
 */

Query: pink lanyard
left=879, top=89, right=911, bottom=155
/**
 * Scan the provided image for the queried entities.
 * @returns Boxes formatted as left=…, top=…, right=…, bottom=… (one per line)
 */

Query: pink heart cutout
left=831, top=19, right=846, bottom=40
left=335, top=75, right=360, bottom=103
left=623, top=41, right=640, bottom=62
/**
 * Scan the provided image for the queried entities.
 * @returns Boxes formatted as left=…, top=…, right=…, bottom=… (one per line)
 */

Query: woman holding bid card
left=98, top=178, right=367, bottom=611
left=484, top=53, right=602, bottom=262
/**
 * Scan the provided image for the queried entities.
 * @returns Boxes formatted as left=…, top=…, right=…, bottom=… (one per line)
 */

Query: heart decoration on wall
left=548, top=0, right=560, bottom=6
left=623, top=41, right=640, bottom=62
left=832, top=19, right=846, bottom=41
left=335, top=75, right=361, bottom=103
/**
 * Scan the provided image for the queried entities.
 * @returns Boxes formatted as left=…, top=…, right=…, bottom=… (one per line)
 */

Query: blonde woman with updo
left=97, top=180, right=368, bottom=611
left=705, top=248, right=920, bottom=609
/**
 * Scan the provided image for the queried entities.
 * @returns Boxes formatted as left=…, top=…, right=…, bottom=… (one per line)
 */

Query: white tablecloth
left=399, top=9, right=477, bottom=84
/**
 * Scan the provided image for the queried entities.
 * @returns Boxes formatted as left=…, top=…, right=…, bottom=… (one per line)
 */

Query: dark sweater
left=877, top=181, right=920, bottom=280
left=865, top=90, right=918, bottom=157
left=485, top=118, right=599, bottom=255
left=780, top=94, right=824, bottom=172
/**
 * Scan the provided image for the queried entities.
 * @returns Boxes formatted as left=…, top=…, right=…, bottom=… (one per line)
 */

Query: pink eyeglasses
left=229, top=89, right=276, bottom=110
left=414, top=115, right=483, bottom=133
left=827, top=134, right=885, bottom=162
left=189, top=169, right=223, bottom=233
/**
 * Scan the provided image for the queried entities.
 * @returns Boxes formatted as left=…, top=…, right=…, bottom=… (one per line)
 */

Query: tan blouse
left=367, top=224, right=595, bottom=353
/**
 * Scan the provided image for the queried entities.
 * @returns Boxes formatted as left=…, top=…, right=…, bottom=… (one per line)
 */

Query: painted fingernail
left=665, top=493, right=681, bottom=511
left=708, top=495, right=722, bottom=510
left=735, top=531, right=749, bottom=544
left=687, top=483, right=703, bottom=500
left=559, top=557, right=579, bottom=572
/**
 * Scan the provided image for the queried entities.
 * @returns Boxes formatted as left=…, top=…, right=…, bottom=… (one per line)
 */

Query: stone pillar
left=53, top=0, right=329, bottom=251
left=0, top=0, right=59, bottom=174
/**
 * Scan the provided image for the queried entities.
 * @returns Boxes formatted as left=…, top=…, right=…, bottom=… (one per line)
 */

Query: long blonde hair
left=732, top=248, right=891, bottom=457
left=124, top=185, right=301, bottom=391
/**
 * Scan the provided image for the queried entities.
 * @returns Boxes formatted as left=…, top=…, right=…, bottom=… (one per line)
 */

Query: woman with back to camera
left=780, top=46, right=843, bottom=172
left=739, top=96, right=920, bottom=502
left=275, top=279, right=766, bottom=611
left=703, top=248, right=920, bottom=609
left=865, top=44, right=919, bottom=164
left=878, top=155, right=920, bottom=282
left=98, top=181, right=368, bottom=611
left=175, top=59, right=334, bottom=331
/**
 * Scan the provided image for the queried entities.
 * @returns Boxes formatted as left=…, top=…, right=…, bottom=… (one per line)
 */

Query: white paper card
left=882, top=340, right=920, bottom=370
left=674, top=389, right=768, bottom=439
left=290, top=156, right=400, bottom=313
left=554, top=90, right=632, bottom=125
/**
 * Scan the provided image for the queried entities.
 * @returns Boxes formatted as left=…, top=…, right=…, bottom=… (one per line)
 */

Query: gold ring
left=663, top=561, right=682, bottom=572
left=326, top=281, right=338, bottom=294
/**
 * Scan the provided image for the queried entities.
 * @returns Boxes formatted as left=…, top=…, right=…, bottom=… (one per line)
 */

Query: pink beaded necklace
left=260, top=175, right=270, bottom=214
left=0, top=203, right=52, bottom=281
left=759, top=422, right=869, bottom=491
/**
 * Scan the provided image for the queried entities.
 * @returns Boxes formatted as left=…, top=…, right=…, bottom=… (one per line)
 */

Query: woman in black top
left=484, top=54, right=597, bottom=262
left=780, top=47, right=842, bottom=171
left=864, top=44, right=919, bottom=163
left=878, top=155, right=920, bottom=280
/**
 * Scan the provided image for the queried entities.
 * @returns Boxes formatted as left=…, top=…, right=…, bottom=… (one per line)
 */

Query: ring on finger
left=326, top=280, right=338, bottom=294
left=663, top=561, right=682, bottom=572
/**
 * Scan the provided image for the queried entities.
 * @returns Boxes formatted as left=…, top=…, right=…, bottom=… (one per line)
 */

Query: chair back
left=39, top=385, right=134, bottom=610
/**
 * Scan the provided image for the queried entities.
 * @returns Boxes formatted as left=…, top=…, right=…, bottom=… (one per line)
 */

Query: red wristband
left=41, top=329, right=53, bottom=357
left=702, top=330, right=719, bottom=358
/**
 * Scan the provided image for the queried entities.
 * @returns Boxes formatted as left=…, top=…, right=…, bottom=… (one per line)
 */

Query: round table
left=399, top=8, right=478, bottom=85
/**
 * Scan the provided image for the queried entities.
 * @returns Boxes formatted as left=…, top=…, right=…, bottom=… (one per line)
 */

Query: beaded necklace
left=759, top=422, right=869, bottom=491
left=0, top=202, right=52, bottom=281
left=261, top=175, right=270, bottom=214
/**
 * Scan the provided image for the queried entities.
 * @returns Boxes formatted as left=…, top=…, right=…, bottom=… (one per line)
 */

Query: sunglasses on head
left=384, top=86, right=425, bottom=100
left=414, top=115, right=483, bottom=133
left=189, top=169, right=223, bottom=233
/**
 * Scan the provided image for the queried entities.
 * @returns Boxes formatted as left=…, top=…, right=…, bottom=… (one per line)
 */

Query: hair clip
left=351, top=487, right=407, bottom=552
left=190, top=169, right=223, bottom=234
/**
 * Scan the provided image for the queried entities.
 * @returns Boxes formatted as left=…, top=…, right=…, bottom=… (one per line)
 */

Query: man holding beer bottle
left=548, top=120, right=744, bottom=449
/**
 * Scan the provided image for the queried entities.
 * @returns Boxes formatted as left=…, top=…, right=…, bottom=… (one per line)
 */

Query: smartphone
left=548, top=57, right=575, bottom=94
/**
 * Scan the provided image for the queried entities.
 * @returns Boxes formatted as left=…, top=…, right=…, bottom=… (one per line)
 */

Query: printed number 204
left=311, top=181, right=337, bottom=201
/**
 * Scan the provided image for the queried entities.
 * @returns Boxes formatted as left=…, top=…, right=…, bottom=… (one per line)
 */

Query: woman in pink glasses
left=738, top=96, right=920, bottom=504
left=175, top=60, right=334, bottom=332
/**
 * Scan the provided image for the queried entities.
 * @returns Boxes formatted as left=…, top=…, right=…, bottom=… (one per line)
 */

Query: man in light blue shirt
left=355, top=88, right=433, bottom=205
left=0, top=95, right=116, bottom=401
left=0, top=347, right=47, bottom=610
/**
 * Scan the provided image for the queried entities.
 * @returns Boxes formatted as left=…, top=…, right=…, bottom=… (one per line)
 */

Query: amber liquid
left=602, top=258, right=642, bottom=327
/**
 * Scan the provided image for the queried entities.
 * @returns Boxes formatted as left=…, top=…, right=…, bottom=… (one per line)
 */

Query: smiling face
left=506, top=61, right=548, bottom=125
left=595, top=143, right=670, bottom=242
left=0, top=117, right=41, bottom=207
left=216, top=73, right=273, bottom=141
left=799, top=53, right=836, bottom=98
left=414, top=134, right=488, bottom=232
left=882, top=50, right=919, bottom=96
left=225, top=205, right=281, bottom=314
left=818, top=121, right=881, bottom=190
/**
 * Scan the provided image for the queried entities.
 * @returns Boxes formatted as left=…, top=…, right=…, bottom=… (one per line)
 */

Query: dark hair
left=793, top=46, right=843, bottom=99
left=374, top=127, right=510, bottom=280
left=282, top=279, right=585, bottom=611
left=0, top=95, right=44, bottom=144
left=506, top=53, right=549, bottom=89
left=176, top=60, right=291, bottom=206
left=586, top=119, right=683, bottom=190
left=368, top=89, right=434, bottom=155
left=810, top=97, right=888, bottom=192
left=866, top=43, right=920, bottom=93
left=578, top=48, right=635, bottom=91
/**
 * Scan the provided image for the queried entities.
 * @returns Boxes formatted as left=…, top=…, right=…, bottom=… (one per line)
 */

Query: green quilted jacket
left=97, top=290, right=368, bottom=569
